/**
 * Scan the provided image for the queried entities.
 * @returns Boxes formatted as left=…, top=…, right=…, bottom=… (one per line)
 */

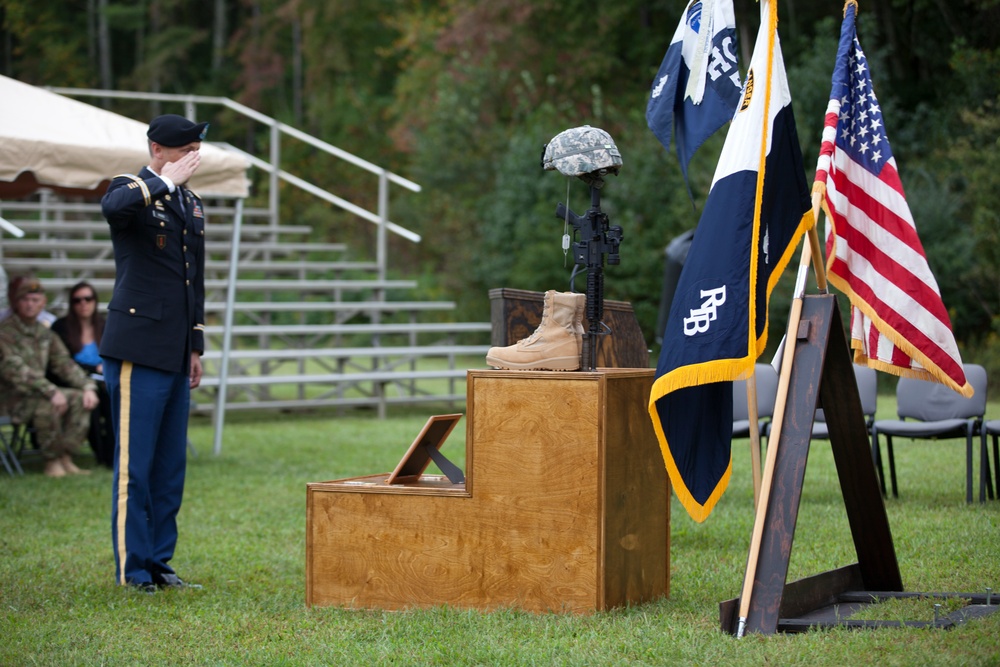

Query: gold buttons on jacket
left=160, top=221, right=165, bottom=227
left=129, top=308, right=136, bottom=314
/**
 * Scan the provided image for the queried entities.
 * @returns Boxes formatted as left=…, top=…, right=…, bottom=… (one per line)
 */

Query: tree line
left=2, top=0, right=998, bottom=376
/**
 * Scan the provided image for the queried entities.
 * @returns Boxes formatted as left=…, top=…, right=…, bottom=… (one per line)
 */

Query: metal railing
left=0, top=88, right=492, bottom=454
left=45, top=87, right=422, bottom=281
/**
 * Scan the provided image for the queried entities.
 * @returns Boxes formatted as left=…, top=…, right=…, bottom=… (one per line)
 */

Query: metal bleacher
left=0, top=90, right=492, bottom=440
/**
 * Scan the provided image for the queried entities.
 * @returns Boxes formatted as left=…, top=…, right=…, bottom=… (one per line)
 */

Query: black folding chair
left=0, top=416, right=18, bottom=475
left=0, top=416, right=28, bottom=475
left=871, top=364, right=988, bottom=503
left=982, top=419, right=1000, bottom=501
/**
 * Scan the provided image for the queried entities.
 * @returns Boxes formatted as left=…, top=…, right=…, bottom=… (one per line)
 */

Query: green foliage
left=785, top=16, right=840, bottom=169
left=925, top=47, right=1000, bottom=348
left=2, top=0, right=93, bottom=85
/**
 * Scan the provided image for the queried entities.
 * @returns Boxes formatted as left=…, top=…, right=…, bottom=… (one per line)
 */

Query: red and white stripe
left=817, top=99, right=970, bottom=395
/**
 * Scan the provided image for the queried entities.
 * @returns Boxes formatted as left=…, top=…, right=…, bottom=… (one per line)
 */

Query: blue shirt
left=74, top=341, right=103, bottom=368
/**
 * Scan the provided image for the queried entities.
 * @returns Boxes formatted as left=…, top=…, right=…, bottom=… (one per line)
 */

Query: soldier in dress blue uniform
left=101, top=114, right=208, bottom=593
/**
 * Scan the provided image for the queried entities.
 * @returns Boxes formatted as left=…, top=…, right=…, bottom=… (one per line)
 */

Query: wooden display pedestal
left=306, top=368, right=669, bottom=613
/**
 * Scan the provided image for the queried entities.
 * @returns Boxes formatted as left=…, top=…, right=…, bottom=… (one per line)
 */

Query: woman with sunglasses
left=52, top=282, right=115, bottom=468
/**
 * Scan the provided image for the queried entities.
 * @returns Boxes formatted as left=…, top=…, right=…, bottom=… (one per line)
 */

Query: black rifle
left=555, top=182, right=623, bottom=371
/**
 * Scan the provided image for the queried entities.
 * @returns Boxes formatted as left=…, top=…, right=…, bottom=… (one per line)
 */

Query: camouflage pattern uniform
left=0, top=314, right=97, bottom=460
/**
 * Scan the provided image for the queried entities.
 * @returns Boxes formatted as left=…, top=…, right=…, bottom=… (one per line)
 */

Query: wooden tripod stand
left=722, top=293, right=904, bottom=634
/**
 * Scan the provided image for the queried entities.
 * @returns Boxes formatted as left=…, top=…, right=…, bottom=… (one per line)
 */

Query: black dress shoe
left=129, top=581, right=157, bottom=594
left=153, top=572, right=203, bottom=590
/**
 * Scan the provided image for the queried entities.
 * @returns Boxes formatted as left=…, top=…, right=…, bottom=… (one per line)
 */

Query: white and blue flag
left=646, top=0, right=742, bottom=186
left=648, top=0, right=813, bottom=522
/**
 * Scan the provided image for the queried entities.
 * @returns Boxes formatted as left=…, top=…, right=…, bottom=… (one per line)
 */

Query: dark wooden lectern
left=488, top=287, right=649, bottom=368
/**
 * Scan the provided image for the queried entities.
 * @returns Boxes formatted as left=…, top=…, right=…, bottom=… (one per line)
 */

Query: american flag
left=813, top=3, right=970, bottom=396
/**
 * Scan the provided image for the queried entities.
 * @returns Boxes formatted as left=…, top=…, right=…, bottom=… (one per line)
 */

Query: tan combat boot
left=486, top=290, right=584, bottom=371
left=572, top=292, right=586, bottom=341
left=44, top=459, right=67, bottom=478
left=60, top=455, right=91, bottom=475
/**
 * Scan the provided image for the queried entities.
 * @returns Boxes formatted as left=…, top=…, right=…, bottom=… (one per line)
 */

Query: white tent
left=0, top=75, right=250, bottom=198
left=0, top=74, right=251, bottom=454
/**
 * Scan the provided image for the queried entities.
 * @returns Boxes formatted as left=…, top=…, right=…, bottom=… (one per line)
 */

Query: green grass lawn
left=1, top=400, right=998, bottom=666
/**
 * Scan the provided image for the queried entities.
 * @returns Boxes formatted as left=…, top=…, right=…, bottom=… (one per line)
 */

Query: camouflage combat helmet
left=542, top=125, right=622, bottom=186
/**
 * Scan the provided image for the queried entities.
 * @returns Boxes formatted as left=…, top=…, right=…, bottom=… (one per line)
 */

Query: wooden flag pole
left=747, top=376, right=763, bottom=507
left=808, top=193, right=829, bottom=293
left=736, top=195, right=827, bottom=637
left=735, top=238, right=811, bottom=637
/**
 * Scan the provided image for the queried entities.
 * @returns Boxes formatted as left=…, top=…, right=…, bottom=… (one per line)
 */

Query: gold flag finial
left=845, top=0, right=859, bottom=17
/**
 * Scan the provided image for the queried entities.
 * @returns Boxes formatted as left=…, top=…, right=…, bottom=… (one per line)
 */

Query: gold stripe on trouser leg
left=115, top=361, right=133, bottom=586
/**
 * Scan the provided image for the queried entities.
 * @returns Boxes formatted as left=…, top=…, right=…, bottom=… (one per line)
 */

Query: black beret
left=9, top=276, right=44, bottom=303
left=147, top=114, right=209, bottom=147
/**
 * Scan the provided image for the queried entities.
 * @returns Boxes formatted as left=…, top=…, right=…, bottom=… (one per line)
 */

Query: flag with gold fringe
left=648, top=0, right=813, bottom=522
left=812, top=1, right=970, bottom=396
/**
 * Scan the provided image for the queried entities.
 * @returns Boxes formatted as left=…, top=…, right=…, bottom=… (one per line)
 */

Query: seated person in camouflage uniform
left=0, top=277, right=100, bottom=477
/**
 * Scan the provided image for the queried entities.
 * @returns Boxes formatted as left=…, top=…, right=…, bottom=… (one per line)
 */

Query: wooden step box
left=306, top=368, right=670, bottom=613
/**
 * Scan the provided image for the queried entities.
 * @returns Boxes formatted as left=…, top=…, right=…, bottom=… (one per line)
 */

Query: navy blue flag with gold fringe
left=648, top=0, right=813, bottom=522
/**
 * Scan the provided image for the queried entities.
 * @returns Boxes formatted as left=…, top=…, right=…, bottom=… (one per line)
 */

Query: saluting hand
left=161, top=150, right=201, bottom=186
